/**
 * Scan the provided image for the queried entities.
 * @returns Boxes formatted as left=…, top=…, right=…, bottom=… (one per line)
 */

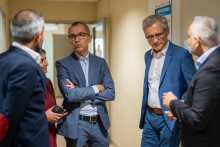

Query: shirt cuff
left=92, top=86, right=99, bottom=94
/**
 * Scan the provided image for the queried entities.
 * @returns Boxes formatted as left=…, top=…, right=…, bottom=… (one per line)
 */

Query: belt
left=149, top=107, right=163, bottom=114
left=79, top=115, right=100, bottom=123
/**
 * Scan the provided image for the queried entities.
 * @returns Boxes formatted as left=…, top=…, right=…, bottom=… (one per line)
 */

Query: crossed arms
left=56, top=60, right=115, bottom=104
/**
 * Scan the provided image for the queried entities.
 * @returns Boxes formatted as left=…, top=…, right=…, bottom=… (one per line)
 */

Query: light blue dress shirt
left=196, top=45, right=220, bottom=70
left=75, top=52, right=99, bottom=116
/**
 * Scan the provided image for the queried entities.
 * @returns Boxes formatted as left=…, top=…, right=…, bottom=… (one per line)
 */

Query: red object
left=45, top=78, right=57, bottom=147
left=0, top=114, right=8, bottom=141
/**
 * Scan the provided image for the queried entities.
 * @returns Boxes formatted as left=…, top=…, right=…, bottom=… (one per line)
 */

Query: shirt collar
left=196, top=45, right=220, bottom=69
left=75, top=51, right=89, bottom=61
left=151, top=41, right=169, bottom=56
left=12, top=41, right=41, bottom=63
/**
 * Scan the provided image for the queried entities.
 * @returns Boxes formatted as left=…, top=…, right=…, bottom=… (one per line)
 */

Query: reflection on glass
left=95, top=25, right=104, bottom=58
left=96, top=44, right=102, bottom=57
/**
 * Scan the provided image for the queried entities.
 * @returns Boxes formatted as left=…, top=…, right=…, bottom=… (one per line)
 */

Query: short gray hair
left=191, top=16, right=219, bottom=46
left=10, top=9, right=44, bottom=43
left=142, top=14, right=168, bottom=33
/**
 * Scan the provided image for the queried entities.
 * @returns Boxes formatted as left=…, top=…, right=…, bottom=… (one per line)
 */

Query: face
left=145, top=21, right=169, bottom=52
left=68, top=24, right=92, bottom=56
left=39, top=52, right=48, bottom=73
left=188, top=23, right=198, bottom=55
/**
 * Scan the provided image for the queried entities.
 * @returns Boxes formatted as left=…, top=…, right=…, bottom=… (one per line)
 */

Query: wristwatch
left=169, top=100, right=175, bottom=107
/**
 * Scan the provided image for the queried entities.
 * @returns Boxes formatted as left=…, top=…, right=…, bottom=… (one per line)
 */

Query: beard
left=189, top=44, right=196, bottom=54
left=35, top=36, right=44, bottom=53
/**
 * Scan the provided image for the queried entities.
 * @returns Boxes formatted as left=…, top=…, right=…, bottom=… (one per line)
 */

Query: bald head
left=10, top=9, right=44, bottom=43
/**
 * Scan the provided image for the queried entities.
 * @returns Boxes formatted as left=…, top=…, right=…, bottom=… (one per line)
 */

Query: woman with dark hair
left=39, top=49, right=68, bottom=147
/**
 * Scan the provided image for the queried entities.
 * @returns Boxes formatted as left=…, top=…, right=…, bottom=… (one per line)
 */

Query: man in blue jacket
left=139, top=14, right=196, bottom=147
left=0, top=9, right=49, bottom=147
left=56, top=22, right=115, bottom=147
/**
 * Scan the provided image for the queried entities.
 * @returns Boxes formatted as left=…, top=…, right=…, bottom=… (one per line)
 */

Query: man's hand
left=46, top=106, right=68, bottom=123
left=96, top=84, right=105, bottom=92
left=66, top=79, right=75, bottom=89
left=162, top=92, right=178, bottom=110
left=165, top=111, right=177, bottom=122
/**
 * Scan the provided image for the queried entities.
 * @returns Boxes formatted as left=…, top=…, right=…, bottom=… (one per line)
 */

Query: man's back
left=0, top=46, right=49, bottom=147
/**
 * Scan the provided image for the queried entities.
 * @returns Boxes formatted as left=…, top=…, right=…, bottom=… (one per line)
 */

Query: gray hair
left=10, top=9, right=44, bottom=43
left=142, top=14, right=168, bottom=33
left=191, top=16, right=219, bottom=46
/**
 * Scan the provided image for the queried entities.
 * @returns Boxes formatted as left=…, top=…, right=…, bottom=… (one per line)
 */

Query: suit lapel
left=69, top=52, right=86, bottom=86
left=88, top=53, right=96, bottom=86
left=145, top=52, right=153, bottom=85
left=159, top=42, right=173, bottom=88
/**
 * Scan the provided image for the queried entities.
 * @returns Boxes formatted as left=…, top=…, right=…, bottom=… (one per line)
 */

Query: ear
left=88, top=35, right=92, bottom=43
left=166, top=27, right=169, bottom=35
left=68, top=39, right=71, bottom=44
left=194, top=37, right=201, bottom=48
left=35, top=31, right=42, bottom=44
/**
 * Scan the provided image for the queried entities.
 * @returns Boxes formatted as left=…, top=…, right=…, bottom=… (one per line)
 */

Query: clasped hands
left=162, top=92, right=184, bottom=122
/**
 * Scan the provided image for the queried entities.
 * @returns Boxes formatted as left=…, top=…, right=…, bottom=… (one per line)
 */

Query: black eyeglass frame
left=68, top=32, right=89, bottom=41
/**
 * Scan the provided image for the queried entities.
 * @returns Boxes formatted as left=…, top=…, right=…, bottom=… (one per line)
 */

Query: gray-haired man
left=0, top=9, right=49, bottom=147
left=163, top=16, right=220, bottom=147
left=139, top=14, right=196, bottom=147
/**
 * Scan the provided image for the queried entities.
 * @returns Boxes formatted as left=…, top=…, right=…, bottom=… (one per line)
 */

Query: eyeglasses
left=68, top=32, right=89, bottom=41
left=145, top=29, right=167, bottom=40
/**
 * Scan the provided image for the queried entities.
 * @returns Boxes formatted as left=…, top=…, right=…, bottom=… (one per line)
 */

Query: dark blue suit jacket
left=0, top=46, right=49, bottom=147
left=139, top=42, right=196, bottom=133
left=56, top=51, right=115, bottom=139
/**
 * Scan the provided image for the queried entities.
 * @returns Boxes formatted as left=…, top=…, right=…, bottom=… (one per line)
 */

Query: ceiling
left=27, top=0, right=99, bottom=2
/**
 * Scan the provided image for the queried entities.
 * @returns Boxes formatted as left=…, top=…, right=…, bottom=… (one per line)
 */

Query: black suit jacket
left=0, top=46, right=49, bottom=147
left=170, top=47, right=220, bottom=147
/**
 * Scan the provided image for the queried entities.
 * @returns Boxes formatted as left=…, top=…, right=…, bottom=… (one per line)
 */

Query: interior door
left=53, top=34, right=73, bottom=98
left=91, top=18, right=106, bottom=59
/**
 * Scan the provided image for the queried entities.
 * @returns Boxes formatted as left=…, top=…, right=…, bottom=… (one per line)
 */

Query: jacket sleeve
left=171, top=66, right=220, bottom=131
left=180, top=51, right=197, bottom=99
left=0, top=62, right=37, bottom=145
left=56, top=60, right=96, bottom=103
left=93, top=60, right=115, bottom=104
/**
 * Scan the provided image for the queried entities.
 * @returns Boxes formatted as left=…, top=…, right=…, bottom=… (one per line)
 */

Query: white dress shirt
left=147, top=41, right=169, bottom=109
left=12, top=42, right=41, bottom=63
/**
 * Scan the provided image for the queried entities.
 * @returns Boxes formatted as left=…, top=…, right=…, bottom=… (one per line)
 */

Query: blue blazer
left=0, top=46, right=49, bottom=147
left=56, top=51, right=115, bottom=139
left=139, top=42, right=196, bottom=133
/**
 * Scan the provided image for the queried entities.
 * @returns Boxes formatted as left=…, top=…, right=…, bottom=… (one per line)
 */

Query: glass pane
left=95, top=25, right=104, bottom=58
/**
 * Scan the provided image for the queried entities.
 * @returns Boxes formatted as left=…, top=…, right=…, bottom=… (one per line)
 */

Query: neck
left=14, top=40, right=37, bottom=51
left=76, top=50, right=88, bottom=58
